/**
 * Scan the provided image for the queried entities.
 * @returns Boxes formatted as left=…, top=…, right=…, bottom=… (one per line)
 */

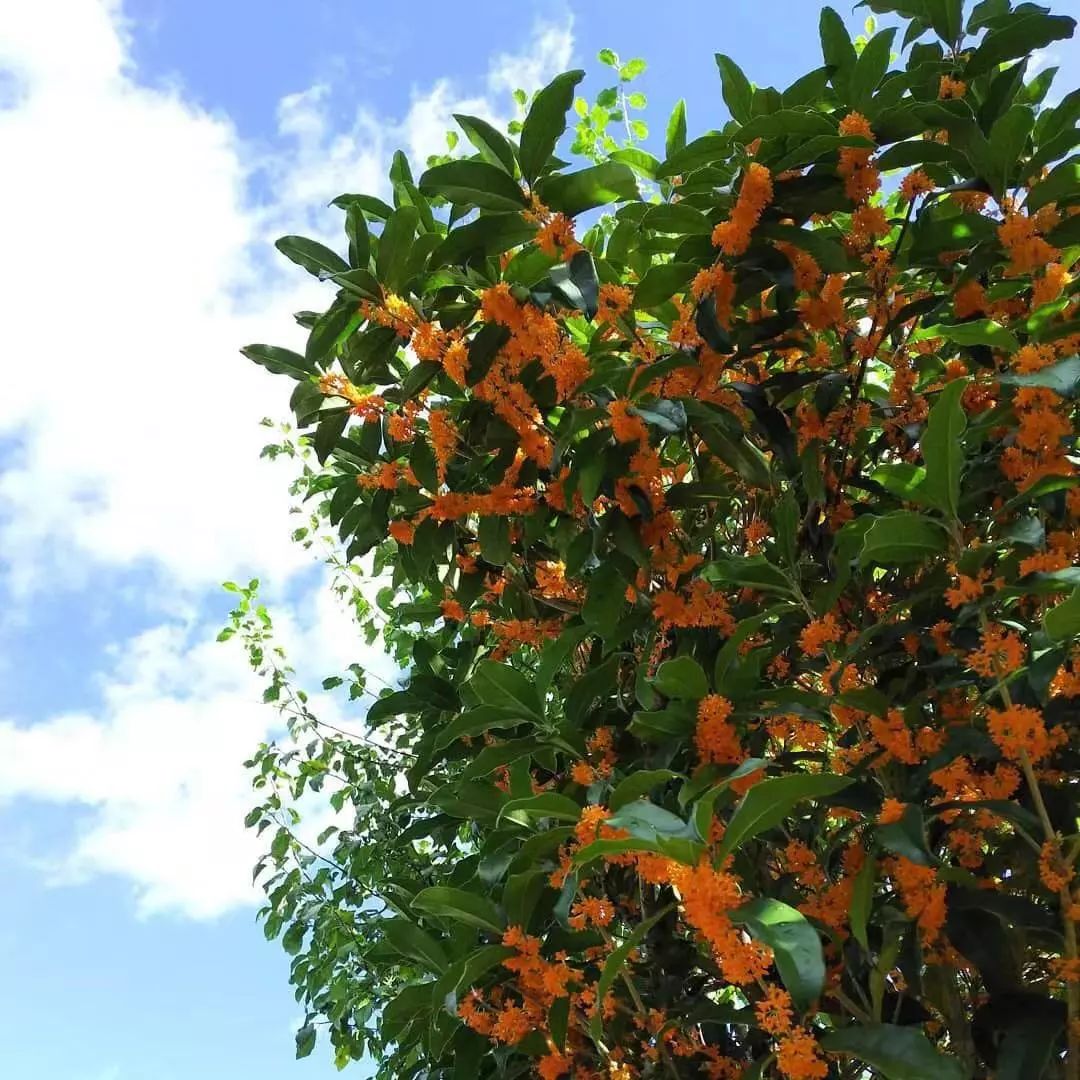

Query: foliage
left=235, top=1, right=1080, bottom=1076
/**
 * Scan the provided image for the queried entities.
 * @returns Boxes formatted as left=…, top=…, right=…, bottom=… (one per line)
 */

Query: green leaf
left=821, top=1024, right=968, bottom=1080
left=536, top=162, right=638, bottom=217
left=629, top=702, right=696, bottom=742
left=314, top=410, right=349, bottom=465
left=499, top=792, right=582, bottom=825
left=656, top=133, right=732, bottom=177
left=282, top=920, right=306, bottom=956
left=732, top=898, right=826, bottom=1012
left=583, top=562, right=629, bottom=639
left=860, top=512, right=948, bottom=566
left=872, top=462, right=929, bottom=503
left=241, top=344, right=315, bottom=381
left=345, top=204, right=371, bottom=267
left=477, top=514, right=512, bottom=566
left=418, top=160, right=527, bottom=211
left=470, top=661, right=545, bottom=721
left=877, top=804, right=936, bottom=866
left=376, top=205, right=420, bottom=292
left=1028, top=155, right=1080, bottom=212
left=851, top=28, right=896, bottom=111
left=410, top=435, right=438, bottom=493
left=608, top=147, right=660, bottom=180
left=275, top=235, right=349, bottom=278
left=998, top=356, right=1080, bottom=397
left=920, top=378, right=967, bottom=519
left=590, top=904, right=674, bottom=1044
left=435, top=212, right=534, bottom=268
left=432, top=944, right=515, bottom=1021
left=433, top=706, right=526, bottom=752
left=850, top=853, right=876, bottom=950
left=453, top=113, right=517, bottom=174
left=987, top=105, right=1034, bottom=196
left=921, top=319, right=1020, bottom=352
left=665, top=98, right=687, bottom=159
left=610, top=769, right=683, bottom=812
left=383, top=918, right=450, bottom=973
left=965, top=13, right=1076, bottom=79
left=703, top=555, right=794, bottom=595
left=548, top=249, right=600, bottom=318
left=820, top=6, right=857, bottom=94
left=633, top=262, right=696, bottom=309
left=652, top=656, right=708, bottom=699
left=715, top=53, right=754, bottom=123
left=295, top=1023, right=316, bottom=1060
left=1045, top=587, right=1080, bottom=643
left=716, top=773, right=853, bottom=864
left=412, top=887, right=505, bottom=935
left=519, top=69, right=586, bottom=183
left=923, top=0, right=964, bottom=45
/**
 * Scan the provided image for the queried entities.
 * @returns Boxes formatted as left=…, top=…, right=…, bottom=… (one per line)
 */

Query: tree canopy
left=234, top=1, right=1080, bottom=1076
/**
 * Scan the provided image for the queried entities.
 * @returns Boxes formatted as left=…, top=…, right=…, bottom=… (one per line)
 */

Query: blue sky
left=0, top=2, right=1076, bottom=1078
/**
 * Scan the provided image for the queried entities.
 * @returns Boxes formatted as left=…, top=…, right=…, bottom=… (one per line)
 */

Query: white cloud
left=0, top=0, right=573, bottom=917
left=0, top=573, right=393, bottom=919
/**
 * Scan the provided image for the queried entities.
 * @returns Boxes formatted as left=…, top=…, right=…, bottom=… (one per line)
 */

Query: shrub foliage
left=237, top=1, right=1080, bottom=1076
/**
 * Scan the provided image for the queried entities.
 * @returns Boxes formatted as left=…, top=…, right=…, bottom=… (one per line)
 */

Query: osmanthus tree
left=233, top=0, right=1080, bottom=1076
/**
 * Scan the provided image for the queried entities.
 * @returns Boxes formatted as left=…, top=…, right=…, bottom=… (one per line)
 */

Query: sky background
left=0, top=2, right=1076, bottom=1078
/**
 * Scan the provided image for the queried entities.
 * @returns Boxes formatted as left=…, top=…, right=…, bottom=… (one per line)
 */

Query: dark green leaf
left=920, top=377, right=967, bottom=518
left=821, top=1024, right=968, bottom=1080
left=470, top=661, right=544, bottom=721
left=590, top=905, right=674, bottom=1043
left=652, top=656, right=708, bottom=699
left=500, top=792, right=582, bottom=825
left=860, top=512, right=949, bottom=565
left=519, top=70, right=586, bottom=183
left=1044, top=587, right=1080, bottom=643
left=376, top=205, right=420, bottom=292
left=418, top=160, right=527, bottom=212
left=242, top=344, right=315, bottom=381
left=453, top=113, right=517, bottom=174
left=610, top=769, right=683, bottom=812
left=633, top=262, right=696, bottom=309
left=346, top=203, right=371, bottom=267
left=717, top=773, right=853, bottom=863
left=1028, top=156, right=1080, bottom=212
left=715, top=53, right=754, bottom=123
left=665, top=99, right=688, bottom=159
left=999, top=355, right=1080, bottom=397
left=275, top=235, right=349, bottom=278
left=412, top=887, right=505, bottom=935
left=965, top=13, right=1076, bottom=79
left=536, top=162, right=638, bottom=216
left=295, top=1023, right=316, bottom=1060
left=851, top=28, right=896, bottom=111
left=733, top=898, right=826, bottom=1011
left=383, top=918, right=449, bottom=973
left=583, top=562, right=629, bottom=639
